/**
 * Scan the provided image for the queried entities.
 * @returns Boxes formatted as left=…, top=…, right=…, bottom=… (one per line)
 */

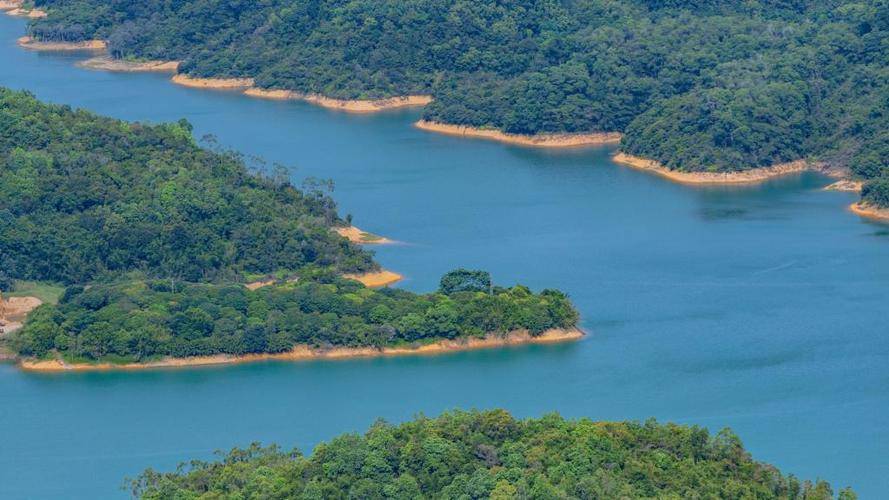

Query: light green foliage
left=129, top=410, right=853, bottom=499
left=10, top=273, right=578, bottom=361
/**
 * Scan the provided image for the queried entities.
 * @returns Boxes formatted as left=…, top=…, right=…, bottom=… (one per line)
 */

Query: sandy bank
left=335, top=226, right=392, bottom=244
left=17, top=36, right=106, bottom=51
left=244, top=279, right=276, bottom=291
left=0, top=0, right=22, bottom=10
left=245, top=88, right=432, bottom=113
left=171, top=74, right=255, bottom=89
left=415, top=120, right=622, bottom=148
left=344, top=270, right=403, bottom=288
left=849, top=202, right=889, bottom=223
left=0, top=296, right=42, bottom=335
left=612, top=152, right=815, bottom=185
left=20, top=327, right=584, bottom=371
left=7, top=7, right=45, bottom=17
left=78, top=56, right=180, bottom=73
left=824, top=179, right=863, bottom=193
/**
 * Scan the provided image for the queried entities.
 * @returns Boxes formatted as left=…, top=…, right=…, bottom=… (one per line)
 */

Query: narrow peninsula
left=0, top=89, right=582, bottom=371
left=612, top=153, right=818, bottom=185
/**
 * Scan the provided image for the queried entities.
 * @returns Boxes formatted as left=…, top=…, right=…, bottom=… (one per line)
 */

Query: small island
left=0, top=89, right=582, bottom=371
left=129, top=409, right=852, bottom=499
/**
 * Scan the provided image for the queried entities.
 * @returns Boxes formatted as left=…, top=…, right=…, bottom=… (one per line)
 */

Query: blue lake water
left=1, top=15, right=887, bottom=498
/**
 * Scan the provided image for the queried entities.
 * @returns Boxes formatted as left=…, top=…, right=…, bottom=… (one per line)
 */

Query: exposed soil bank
left=344, top=270, right=403, bottom=287
left=171, top=74, right=255, bottom=89
left=824, top=179, right=863, bottom=193
left=78, top=56, right=180, bottom=73
left=849, top=202, right=889, bottom=223
left=0, top=296, right=42, bottom=335
left=245, top=88, right=432, bottom=113
left=19, top=328, right=584, bottom=371
left=17, top=36, right=106, bottom=51
left=612, top=152, right=818, bottom=185
left=335, top=226, right=392, bottom=244
left=244, top=279, right=276, bottom=291
left=415, top=120, right=622, bottom=148
left=7, top=7, right=45, bottom=18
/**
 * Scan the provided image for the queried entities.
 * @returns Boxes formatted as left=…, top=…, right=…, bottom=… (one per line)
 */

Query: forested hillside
left=0, top=89, right=579, bottom=363
left=0, top=87, right=373, bottom=284
left=131, top=409, right=855, bottom=499
left=28, top=0, right=888, bottom=196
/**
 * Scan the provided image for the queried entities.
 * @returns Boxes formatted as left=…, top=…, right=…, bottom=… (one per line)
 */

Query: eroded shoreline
left=849, top=202, right=889, bottom=223
left=612, top=152, right=819, bottom=185
left=78, top=56, right=180, bottom=73
left=17, top=36, right=106, bottom=51
left=335, top=225, right=393, bottom=244
left=20, top=328, right=585, bottom=371
left=416, top=120, right=622, bottom=148
left=171, top=74, right=255, bottom=89
left=245, top=88, right=432, bottom=112
left=344, top=269, right=403, bottom=288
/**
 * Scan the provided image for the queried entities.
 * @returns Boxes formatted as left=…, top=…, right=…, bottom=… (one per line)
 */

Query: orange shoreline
left=245, top=88, right=432, bottom=113
left=335, top=225, right=393, bottom=244
left=416, top=120, right=622, bottom=148
left=344, top=269, right=403, bottom=288
left=824, top=179, right=863, bottom=193
left=612, top=152, right=817, bottom=185
left=171, top=74, right=255, bottom=89
left=849, top=202, right=889, bottom=223
left=19, top=328, right=585, bottom=372
left=1, top=0, right=44, bottom=18
left=17, top=36, right=106, bottom=51
left=78, top=56, right=180, bottom=73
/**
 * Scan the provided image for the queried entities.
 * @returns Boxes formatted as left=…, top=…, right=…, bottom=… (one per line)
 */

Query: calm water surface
left=1, top=16, right=887, bottom=498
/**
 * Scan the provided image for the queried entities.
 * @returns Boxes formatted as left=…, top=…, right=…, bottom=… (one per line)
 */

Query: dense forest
left=28, top=0, right=888, bottom=200
left=11, top=273, right=577, bottom=362
left=131, top=409, right=855, bottom=499
left=0, top=87, right=373, bottom=284
left=0, top=89, right=578, bottom=362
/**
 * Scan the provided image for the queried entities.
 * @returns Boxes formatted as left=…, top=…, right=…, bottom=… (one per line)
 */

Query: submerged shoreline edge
left=19, top=327, right=585, bottom=372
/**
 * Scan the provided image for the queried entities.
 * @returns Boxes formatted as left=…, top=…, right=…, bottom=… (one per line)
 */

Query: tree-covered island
left=0, top=88, right=580, bottom=369
left=131, top=409, right=855, bottom=499
left=18, top=0, right=888, bottom=206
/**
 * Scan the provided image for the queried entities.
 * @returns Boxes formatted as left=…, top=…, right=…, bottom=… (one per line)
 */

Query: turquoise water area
left=0, top=15, right=887, bottom=498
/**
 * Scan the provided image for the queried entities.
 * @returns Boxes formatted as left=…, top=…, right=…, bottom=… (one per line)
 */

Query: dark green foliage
left=129, top=409, right=855, bottom=499
left=0, top=88, right=374, bottom=284
left=0, top=271, right=14, bottom=292
left=9, top=275, right=578, bottom=361
left=29, top=0, right=889, bottom=177
left=0, top=90, right=581, bottom=360
left=440, top=268, right=491, bottom=295
left=862, top=177, right=889, bottom=207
